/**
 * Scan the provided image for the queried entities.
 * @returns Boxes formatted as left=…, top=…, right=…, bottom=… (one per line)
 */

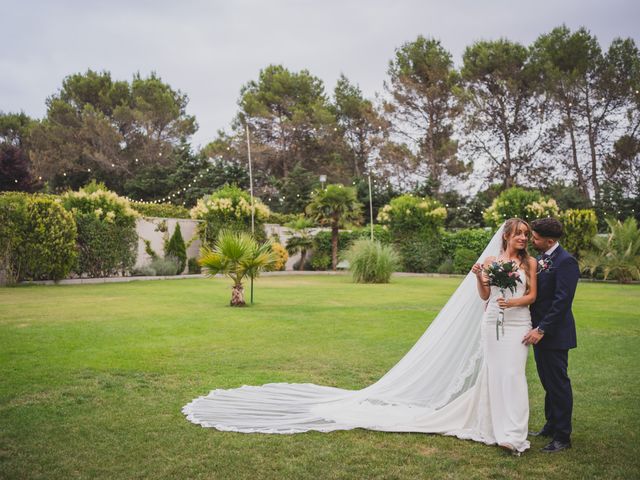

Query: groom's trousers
left=533, top=347, right=573, bottom=443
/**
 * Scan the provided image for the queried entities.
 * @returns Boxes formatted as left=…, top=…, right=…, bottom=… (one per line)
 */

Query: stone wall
left=135, top=217, right=203, bottom=273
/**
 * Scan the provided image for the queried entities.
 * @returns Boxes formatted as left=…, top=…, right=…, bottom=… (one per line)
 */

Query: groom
left=523, top=217, right=580, bottom=453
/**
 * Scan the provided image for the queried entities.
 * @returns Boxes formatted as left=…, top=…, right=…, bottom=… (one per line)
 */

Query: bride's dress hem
left=182, top=397, right=530, bottom=453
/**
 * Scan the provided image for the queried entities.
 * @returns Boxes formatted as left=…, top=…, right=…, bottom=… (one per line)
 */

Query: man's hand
left=522, top=328, right=544, bottom=346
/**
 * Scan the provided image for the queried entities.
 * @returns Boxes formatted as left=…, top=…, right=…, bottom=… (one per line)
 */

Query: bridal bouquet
left=483, top=261, right=522, bottom=340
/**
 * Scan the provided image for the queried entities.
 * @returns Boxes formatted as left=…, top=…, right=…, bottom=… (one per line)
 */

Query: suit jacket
left=530, top=245, right=579, bottom=350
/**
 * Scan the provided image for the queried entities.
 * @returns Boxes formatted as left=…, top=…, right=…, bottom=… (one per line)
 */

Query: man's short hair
left=531, top=217, right=563, bottom=239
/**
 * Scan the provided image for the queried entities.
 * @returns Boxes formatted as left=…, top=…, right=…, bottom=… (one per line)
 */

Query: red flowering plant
left=483, top=260, right=523, bottom=340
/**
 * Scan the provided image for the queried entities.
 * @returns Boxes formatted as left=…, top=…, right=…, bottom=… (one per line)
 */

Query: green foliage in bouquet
left=484, top=260, right=523, bottom=294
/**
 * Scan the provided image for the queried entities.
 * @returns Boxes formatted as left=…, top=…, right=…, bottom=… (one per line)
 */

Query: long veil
left=183, top=224, right=505, bottom=434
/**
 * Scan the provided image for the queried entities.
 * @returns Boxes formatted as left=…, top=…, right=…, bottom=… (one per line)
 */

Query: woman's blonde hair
left=502, top=218, right=531, bottom=291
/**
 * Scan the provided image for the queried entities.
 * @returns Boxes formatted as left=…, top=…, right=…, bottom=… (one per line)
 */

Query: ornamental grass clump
left=345, top=239, right=400, bottom=284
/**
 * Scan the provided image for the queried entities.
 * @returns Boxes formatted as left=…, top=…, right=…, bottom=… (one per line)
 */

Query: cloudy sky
left=2, top=0, right=639, bottom=148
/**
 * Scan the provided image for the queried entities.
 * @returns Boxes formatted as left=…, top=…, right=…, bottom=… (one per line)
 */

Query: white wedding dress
left=183, top=224, right=531, bottom=452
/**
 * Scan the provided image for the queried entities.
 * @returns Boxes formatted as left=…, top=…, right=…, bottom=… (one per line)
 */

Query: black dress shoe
left=541, top=440, right=571, bottom=453
left=529, top=429, right=553, bottom=437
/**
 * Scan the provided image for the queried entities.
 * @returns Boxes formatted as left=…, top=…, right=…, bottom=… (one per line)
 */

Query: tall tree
left=601, top=39, right=640, bottom=195
left=531, top=26, right=639, bottom=201
left=332, top=74, right=387, bottom=178
left=460, top=39, right=544, bottom=188
left=237, top=65, right=338, bottom=179
left=28, top=70, right=197, bottom=195
left=384, top=36, right=468, bottom=193
left=0, top=112, right=38, bottom=191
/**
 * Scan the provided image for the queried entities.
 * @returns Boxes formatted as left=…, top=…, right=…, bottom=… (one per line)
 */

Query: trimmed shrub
left=268, top=212, right=302, bottom=225
left=130, top=202, right=190, bottom=219
left=165, top=223, right=187, bottom=274
left=309, top=252, right=331, bottom=271
left=483, top=187, right=557, bottom=228
left=0, top=192, right=77, bottom=283
left=190, top=184, right=270, bottom=246
left=377, top=194, right=447, bottom=240
left=61, top=187, right=139, bottom=277
left=345, top=239, right=400, bottom=283
left=437, top=258, right=454, bottom=274
left=188, top=257, right=201, bottom=274
left=560, top=209, right=598, bottom=259
left=397, top=239, right=443, bottom=273
left=441, top=228, right=493, bottom=261
left=453, top=247, right=478, bottom=274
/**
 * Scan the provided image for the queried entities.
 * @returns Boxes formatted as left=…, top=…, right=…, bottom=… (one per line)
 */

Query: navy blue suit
left=530, top=245, right=579, bottom=443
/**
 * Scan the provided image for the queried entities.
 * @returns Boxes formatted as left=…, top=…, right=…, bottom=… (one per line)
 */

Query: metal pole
left=368, top=174, right=374, bottom=241
left=246, top=123, right=255, bottom=304
left=246, top=124, right=255, bottom=236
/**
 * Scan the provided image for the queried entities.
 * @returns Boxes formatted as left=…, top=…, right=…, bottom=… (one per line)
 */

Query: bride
left=183, top=219, right=538, bottom=454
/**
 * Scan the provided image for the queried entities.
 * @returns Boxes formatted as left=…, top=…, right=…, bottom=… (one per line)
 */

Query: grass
left=0, top=275, right=638, bottom=479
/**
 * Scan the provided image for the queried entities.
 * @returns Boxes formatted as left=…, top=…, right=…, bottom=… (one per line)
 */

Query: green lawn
left=1, top=275, right=638, bottom=479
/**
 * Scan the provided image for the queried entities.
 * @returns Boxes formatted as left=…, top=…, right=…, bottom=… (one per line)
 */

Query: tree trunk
left=230, top=283, right=246, bottom=307
left=298, top=251, right=306, bottom=271
left=501, top=103, right=513, bottom=188
left=504, top=134, right=513, bottom=188
left=566, top=109, right=590, bottom=200
left=331, top=224, right=339, bottom=271
left=585, top=96, right=600, bottom=201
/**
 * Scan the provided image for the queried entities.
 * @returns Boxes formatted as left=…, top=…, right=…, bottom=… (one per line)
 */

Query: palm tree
left=306, top=184, right=363, bottom=271
left=284, top=218, right=315, bottom=271
left=581, top=217, right=640, bottom=283
left=198, top=230, right=277, bottom=306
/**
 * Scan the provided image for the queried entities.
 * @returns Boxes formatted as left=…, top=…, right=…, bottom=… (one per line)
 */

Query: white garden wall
left=135, top=217, right=203, bottom=273
left=135, top=220, right=329, bottom=273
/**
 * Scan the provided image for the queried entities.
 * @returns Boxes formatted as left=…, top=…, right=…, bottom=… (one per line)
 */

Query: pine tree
left=165, top=223, right=187, bottom=274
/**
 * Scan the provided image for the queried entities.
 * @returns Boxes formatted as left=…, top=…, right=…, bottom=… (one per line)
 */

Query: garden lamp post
left=368, top=174, right=374, bottom=241
left=246, top=124, right=255, bottom=303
